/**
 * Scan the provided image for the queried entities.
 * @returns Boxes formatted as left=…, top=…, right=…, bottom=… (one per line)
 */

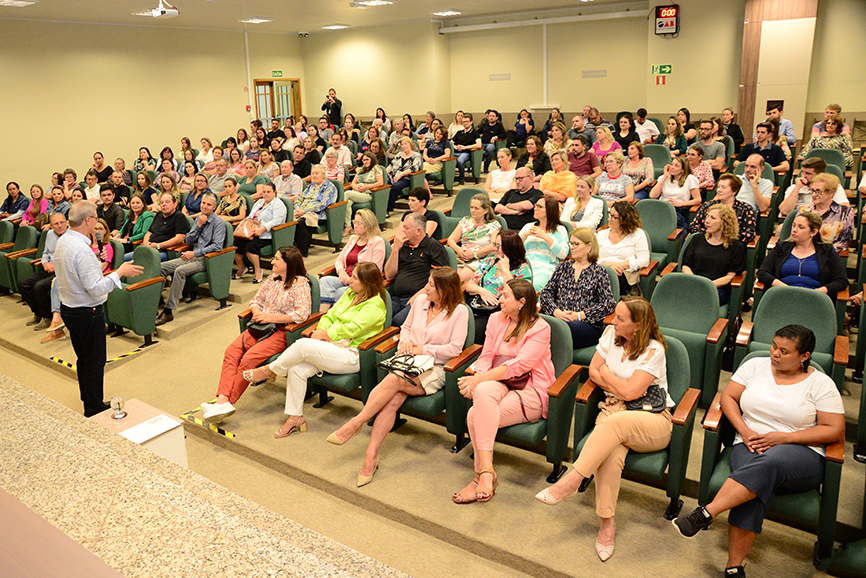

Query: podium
left=90, top=398, right=188, bottom=468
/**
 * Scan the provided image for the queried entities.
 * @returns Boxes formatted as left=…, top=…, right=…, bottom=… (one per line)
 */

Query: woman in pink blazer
left=453, top=278, right=555, bottom=504
left=319, top=208, right=387, bottom=312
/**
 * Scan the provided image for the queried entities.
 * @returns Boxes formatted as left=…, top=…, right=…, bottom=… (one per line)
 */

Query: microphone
left=95, top=231, right=104, bottom=257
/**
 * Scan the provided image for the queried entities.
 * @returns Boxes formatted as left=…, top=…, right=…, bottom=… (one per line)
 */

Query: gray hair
left=68, top=200, right=96, bottom=227
left=202, top=192, right=219, bottom=206
left=403, top=211, right=427, bottom=230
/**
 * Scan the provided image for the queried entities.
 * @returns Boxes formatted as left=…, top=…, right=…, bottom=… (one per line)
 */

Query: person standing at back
left=53, top=201, right=143, bottom=416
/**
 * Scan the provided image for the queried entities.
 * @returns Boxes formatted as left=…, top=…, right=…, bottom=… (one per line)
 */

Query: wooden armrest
left=746, top=235, right=759, bottom=250
left=440, top=238, right=448, bottom=245
left=237, top=308, right=252, bottom=319
left=442, top=156, right=458, bottom=162
left=375, top=335, right=399, bottom=354
left=292, top=311, right=325, bottom=335
left=173, top=244, right=191, bottom=252
left=301, top=322, right=320, bottom=338
left=327, top=200, right=349, bottom=210
left=273, top=220, right=298, bottom=231
left=603, top=312, right=615, bottom=325
left=371, top=184, right=389, bottom=192
left=702, top=392, right=723, bottom=431
left=205, top=246, right=236, bottom=258
left=383, top=278, right=394, bottom=288
left=344, top=183, right=353, bottom=190
left=659, top=262, right=676, bottom=277
left=766, top=236, right=779, bottom=250
left=597, top=224, right=610, bottom=231
left=30, top=258, right=41, bottom=266
left=671, top=388, right=700, bottom=426
left=359, top=325, right=401, bottom=351
left=125, top=277, right=163, bottom=291
left=707, top=318, right=729, bottom=345
left=837, top=286, right=850, bottom=302
left=825, top=437, right=845, bottom=464
left=10, top=218, right=21, bottom=226
left=0, top=243, right=14, bottom=251
left=639, top=260, right=658, bottom=278
left=736, top=321, right=754, bottom=348
left=443, top=208, right=452, bottom=216
left=318, top=265, right=337, bottom=277
left=689, top=205, right=698, bottom=213
left=409, top=170, right=425, bottom=176
left=4, top=247, right=37, bottom=260
left=754, top=281, right=764, bottom=292
left=575, top=379, right=598, bottom=403
left=759, top=210, right=769, bottom=219
left=834, top=335, right=849, bottom=366
left=547, top=365, right=582, bottom=397
left=730, top=273, right=744, bottom=288
left=132, top=239, right=143, bottom=246
left=444, top=343, right=483, bottom=372
left=667, top=228, right=684, bottom=241
left=840, top=248, right=849, bottom=259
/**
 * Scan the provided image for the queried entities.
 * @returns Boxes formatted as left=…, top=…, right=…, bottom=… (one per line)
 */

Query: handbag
left=234, top=218, right=260, bottom=241
left=33, top=213, right=50, bottom=229
left=378, top=353, right=435, bottom=383
left=625, top=384, right=667, bottom=413
left=246, top=322, right=277, bottom=341
left=469, top=294, right=500, bottom=313
left=502, top=371, right=532, bottom=391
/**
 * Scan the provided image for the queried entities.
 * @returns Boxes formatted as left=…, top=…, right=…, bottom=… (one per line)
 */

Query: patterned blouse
left=457, top=217, right=501, bottom=253
left=297, top=180, right=338, bottom=219
left=388, top=152, right=423, bottom=179
left=325, top=164, right=345, bottom=182
left=216, top=194, right=245, bottom=218
left=803, top=202, right=855, bottom=254
left=690, top=200, right=757, bottom=244
left=248, top=275, right=311, bottom=325
left=259, top=163, right=280, bottom=180
left=798, top=133, right=854, bottom=169
left=472, top=254, right=532, bottom=297
left=543, top=139, right=569, bottom=158
left=355, top=165, right=384, bottom=187
left=539, top=261, right=616, bottom=327
left=519, top=223, right=570, bottom=291
left=621, top=157, right=654, bottom=191
left=690, top=160, right=715, bottom=190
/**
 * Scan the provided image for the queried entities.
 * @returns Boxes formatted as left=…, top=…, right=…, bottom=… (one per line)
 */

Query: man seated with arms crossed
left=694, top=119, right=727, bottom=173
left=734, top=122, right=789, bottom=174
left=634, top=108, right=660, bottom=144
left=155, top=192, right=225, bottom=326
left=322, top=132, right=353, bottom=167
left=568, top=136, right=602, bottom=179
left=479, top=109, right=507, bottom=173
left=96, top=187, right=125, bottom=236
left=139, top=192, right=191, bottom=262
left=107, top=170, right=131, bottom=208
left=736, top=154, right=774, bottom=215
left=495, top=167, right=543, bottom=230
left=208, top=158, right=230, bottom=196
left=384, top=212, right=448, bottom=327
left=812, top=103, right=851, bottom=136
left=778, top=157, right=849, bottom=218
left=452, top=112, right=482, bottom=186
left=567, top=114, right=596, bottom=145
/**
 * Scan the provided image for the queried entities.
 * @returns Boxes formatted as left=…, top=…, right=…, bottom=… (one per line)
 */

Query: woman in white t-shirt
left=597, top=201, right=649, bottom=295
left=484, top=147, right=516, bottom=203
left=649, top=156, right=701, bottom=230
left=536, top=297, right=673, bottom=562
left=672, top=325, right=844, bottom=577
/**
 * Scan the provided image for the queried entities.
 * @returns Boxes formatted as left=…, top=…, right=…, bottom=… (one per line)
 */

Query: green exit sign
left=651, top=64, right=672, bottom=74
left=272, top=70, right=283, bottom=78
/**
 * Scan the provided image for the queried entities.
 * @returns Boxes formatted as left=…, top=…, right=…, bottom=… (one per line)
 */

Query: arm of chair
left=603, top=312, right=615, bottom=325
left=273, top=220, right=298, bottom=232
left=30, top=258, right=42, bottom=266
left=671, top=388, right=700, bottom=426
left=327, top=200, right=349, bottom=211
left=444, top=344, right=483, bottom=372
left=735, top=321, right=754, bottom=348
left=765, top=236, right=779, bottom=251
left=707, top=318, right=729, bottom=345
left=301, top=323, right=319, bottom=338
left=834, top=335, right=849, bottom=366
left=205, top=246, right=237, bottom=258
left=702, top=392, right=723, bottom=431
left=173, top=244, right=191, bottom=252
left=825, top=437, right=845, bottom=464
left=730, top=273, right=744, bottom=288
left=660, top=262, right=677, bottom=277
left=443, top=208, right=452, bottom=216
left=375, top=335, right=400, bottom=354
left=291, top=311, right=325, bottom=334
left=0, top=243, right=14, bottom=251
left=4, top=247, right=37, bottom=260
left=836, top=286, right=850, bottom=302
left=575, top=379, right=598, bottom=404
left=237, top=308, right=252, bottom=320
left=124, top=277, right=163, bottom=292
left=640, top=260, right=659, bottom=278
left=667, top=229, right=684, bottom=242
left=689, top=205, right=699, bottom=214
left=410, top=170, right=425, bottom=177
left=753, top=281, right=764, bottom=292
left=547, top=365, right=582, bottom=398
left=358, top=325, right=401, bottom=351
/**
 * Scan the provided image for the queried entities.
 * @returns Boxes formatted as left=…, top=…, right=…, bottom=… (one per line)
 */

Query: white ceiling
left=0, top=0, right=641, bottom=35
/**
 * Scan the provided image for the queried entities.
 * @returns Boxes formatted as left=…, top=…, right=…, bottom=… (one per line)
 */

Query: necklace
left=794, top=254, right=809, bottom=277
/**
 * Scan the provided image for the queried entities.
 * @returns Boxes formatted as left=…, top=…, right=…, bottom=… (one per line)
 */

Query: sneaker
left=202, top=402, right=236, bottom=423
left=724, top=566, right=745, bottom=577
left=672, top=506, right=713, bottom=538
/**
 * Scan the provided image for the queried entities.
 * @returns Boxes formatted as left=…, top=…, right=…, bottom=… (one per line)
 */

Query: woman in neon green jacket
left=113, top=192, right=154, bottom=258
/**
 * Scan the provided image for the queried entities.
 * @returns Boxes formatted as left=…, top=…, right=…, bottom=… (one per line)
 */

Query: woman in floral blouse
left=540, top=228, right=616, bottom=348
left=686, top=144, right=715, bottom=192
left=622, top=142, right=654, bottom=200
left=690, top=173, right=757, bottom=244
left=446, top=193, right=501, bottom=283
left=798, top=114, right=854, bottom=170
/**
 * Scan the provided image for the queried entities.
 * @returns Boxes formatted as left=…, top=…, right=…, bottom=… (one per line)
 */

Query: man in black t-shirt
left=96, top=188, right=125, bottom=235
left=267, top=118, right=286, bottom=142
left=141, top=192, right=192, bottom=262
left=108, top=171, right=131, bottom=208
left=494, top=167, right=543, bottom=230
left=452, top=113, right=482, bottom=185
left=478, top=109, right=507, bottom=173
left=384, top=212, right=449, bottom=327
left=292, top=145, right=312, bottom=183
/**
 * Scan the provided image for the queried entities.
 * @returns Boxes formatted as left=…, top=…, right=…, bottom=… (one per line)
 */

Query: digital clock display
left=655, top=4, right=679, bottom=35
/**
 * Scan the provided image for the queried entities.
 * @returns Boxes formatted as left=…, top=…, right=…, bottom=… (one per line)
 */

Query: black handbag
left=469, top=294, right=500, bottom=313
left=625, top=384, right=667, bottom=413
left=246, top=322, right=277, bottom=341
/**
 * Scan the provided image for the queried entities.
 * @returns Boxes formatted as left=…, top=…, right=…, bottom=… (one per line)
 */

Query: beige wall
left=807, top=0, right=866, bottom=115
left=0, top=20, right=304, bottom=187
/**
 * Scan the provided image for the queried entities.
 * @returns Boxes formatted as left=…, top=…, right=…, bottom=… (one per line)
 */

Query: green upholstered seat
left=0, top=225, right=39, bottom=292
left=636, top=199, right=683, bottom=270
left=105, top=245, right=165, bottom=347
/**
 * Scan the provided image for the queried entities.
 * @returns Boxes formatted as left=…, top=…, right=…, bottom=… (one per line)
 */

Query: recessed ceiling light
left=0, top=0, right=38, bottom=6
left=354, top=0, right=393, bottom=6
left=322, top=23, right=350, bottom=29
left=239, top=18, right=273, bottom=24
left=432, top=10, right=461, bottom=17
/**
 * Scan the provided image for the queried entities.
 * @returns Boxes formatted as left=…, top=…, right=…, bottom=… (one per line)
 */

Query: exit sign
left=272, top=70, right=283, bottom=78
left=651, top=65, right=672, bottom=75
left=655, top=4, right=679, bottom=35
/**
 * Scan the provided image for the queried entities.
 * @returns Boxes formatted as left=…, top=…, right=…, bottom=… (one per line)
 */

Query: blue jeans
left=320, top=275, right=350, bottom=305
left=391, top=294, right=413, bottom=327
left=634, top=189, right=649, bottom=201
left=388, top=178, right=411, bottom=212
left=483, top=143, right=496, bottom=171
left=456, top=152, right=471, bottom=181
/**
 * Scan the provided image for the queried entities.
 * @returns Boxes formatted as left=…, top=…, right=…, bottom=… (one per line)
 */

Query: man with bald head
left=495, top=166, right=543, bottom=230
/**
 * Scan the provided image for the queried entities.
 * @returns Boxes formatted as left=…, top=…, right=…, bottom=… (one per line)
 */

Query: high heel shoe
left=356, top=460, right=378, bottom=487
left=595, top=539, right=615, bottom=562
left=326, top=429, right=358, bottom=446
left=535, top=485, right=577, bottom=506
left=233, top=267, right=247, bottom=280
left=243, top=367, right=274, bottom=385
left=475, top=470, right=498, bottom=502
left=274, top=417, right=307, bottom=438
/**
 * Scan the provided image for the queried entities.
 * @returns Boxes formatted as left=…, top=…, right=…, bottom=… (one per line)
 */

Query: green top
left=121, top=211, right=155, bottom=243
left=318, top=290, right=386, bottom=347
left=237, top=174, right=269, bottom=196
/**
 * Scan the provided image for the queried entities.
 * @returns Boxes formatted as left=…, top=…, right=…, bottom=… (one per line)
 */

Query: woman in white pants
left=245, top=262, right=388, bottom=438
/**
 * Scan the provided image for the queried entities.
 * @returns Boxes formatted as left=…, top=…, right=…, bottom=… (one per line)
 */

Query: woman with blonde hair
left=537, top=296, right=673, bottom=562
left=563, top=175, right=604, bottom=230
left=682, top=203, right=746, bottom=305
left=655, top=116, right=688, bottom=157
left=447, top=193, right=501, bottom=283
left=591, top=126, right=622, bottom=161
left=542, top=121, right=569, bottom=157
left=321, top=208, right=386, bottom=312
left=539, top=150, right=577, bottom=203
left=484, top=147, right=516, bottom=203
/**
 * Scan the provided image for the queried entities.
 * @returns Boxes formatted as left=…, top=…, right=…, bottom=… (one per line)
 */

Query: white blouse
left=563, top=196, right=604, bottom=230
left=659, top=174, right=700, bottom=203
left=596, top=326, right=673, bottom=408
left=597, top=228, right=650, bottom=273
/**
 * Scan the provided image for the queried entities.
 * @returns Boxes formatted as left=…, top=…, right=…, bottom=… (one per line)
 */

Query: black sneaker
left=724, top=566, right=745, bottom=577
left=672, top=506, right=712, bottom=538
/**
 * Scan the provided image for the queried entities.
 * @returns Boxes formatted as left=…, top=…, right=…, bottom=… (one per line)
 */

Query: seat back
left=221, top=219, right=234, bottom=248
left=428, top=210, right=448, bottom=240
left=804, top=148, right=846, bottom=174
left=239, top=192, right=255, bottom=213
left=600, top=264, right=621, bottom=300
left=674, top=232, right=696, bottom=268
left=328, top=179, right=345, bottom=203
left=540, top=314, right=573, bottom=376
left=279, top=197, right=293, bottom=221
left=777, top=209, right=797, bottom=241
left=643, top=144, right=672, bottom=170
left=307, top=273, right=321, bottom=311
left=648, top=118, right=665, bottom=134
left=109, top=240, right=124, bottom=270
left=752, top=286, right=837, bottom=355
left=0, top=220, right=13, bottom=244
left=664, top=336, right=691, bottom=406
left=450, top=187, right=487, bottom=221
left=593, top=195, right=610, bottom=227
left=722, top=136, right=735, bottom=162
left=823, top=164, right=844, bottom=183
left=652, top=272, right=720, bottom=334
left=128, top=245, right=161, bottom=284
left=636, top=199, right=677, bottom=251
left=12, top=225, right=38, bottom=252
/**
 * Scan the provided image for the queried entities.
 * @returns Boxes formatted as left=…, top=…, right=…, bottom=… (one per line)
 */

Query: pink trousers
left=217, top=330, right=287, bottom=404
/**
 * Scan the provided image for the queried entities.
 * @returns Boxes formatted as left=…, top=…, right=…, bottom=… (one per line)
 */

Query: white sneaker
left=202, top=402, right=236, bottom=423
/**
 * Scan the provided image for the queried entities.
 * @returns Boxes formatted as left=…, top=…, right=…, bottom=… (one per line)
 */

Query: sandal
left=452, top=473, right=480, bottom=504
left=274, top=416, right=307, bottom=438
left=475, top=470, right=498, bottom=502
left=243, top=366, right=275, bottom=385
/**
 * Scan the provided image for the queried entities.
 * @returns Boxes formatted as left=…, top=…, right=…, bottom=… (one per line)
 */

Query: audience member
left=650, top=156, right=701, bottom=229
left=520, top=196, right=569, bottom=291
left=446, top=193, right=501, bottom=284
left=594, top=152, right=635, bottom=205
left=798, top=113, right=854, bottom=170
left=96, top=187, right=124, bottom=235
left=736, top=154, right=773, bottom=214
left=621, top=142, right=653, bottom=200
left=568, top=135, right=602, bottom=179
left=778, top=157, right=848, bottom=217
left=613, top=114, right=640, bottom=151
left=682, top=204, right=746, bottom=305
left=567, top=114, right=596, bottom=145
left=797, top=173, right=854, bottom=254
left=677, top=108, right=697, bottom=144
left=656, top=116, right=687, bottom=157
left=495, top=167, right=543, bottom=230
left=484, top=148, right=516, bottom=202
left=539, top=151, right=577, bottom=203
left=563, top=175, right=604, bottom=230
left=386, top=137, right=423, bottom=213
left=722, top=108, right=745, bottom=152
left=812, top=103, right=851, bottom=136
left=634, top=108, right=660, bottom=144
left=214, top=178, right=246, bottom=225
left=517, top=136, right=552, bottom=184
left=321, top=209, right=385, bottom=312
left=112, top=192, right=154, bottom=256
left=598, top=201, right=649, bottom=295
left=479, top=109, right=508, bottom=172
left=690, top=174, right=757, bottom=244
left=735, top=122, right=789, bottom=174
left=19, top=212, right=67, bottom=328
left=141, top=192, right=192, bottom=262
left=685, top=144, right=716, bottom=192
left=452, top=113, right=481, bottom=186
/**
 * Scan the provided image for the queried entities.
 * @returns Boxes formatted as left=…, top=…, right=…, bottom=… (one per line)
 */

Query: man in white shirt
left=736, top=154, right=774, bottom=214
left=778, top=157, right=848, bottom=217
left=208, top=159, right=230, bottom=195
left=634, top=108, right=660, bottom=144
left=82, top=170, right=100, bottom=202
left=322, top=133, right=352, bottom=167
left=54, top=201, right=142, bottom=416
